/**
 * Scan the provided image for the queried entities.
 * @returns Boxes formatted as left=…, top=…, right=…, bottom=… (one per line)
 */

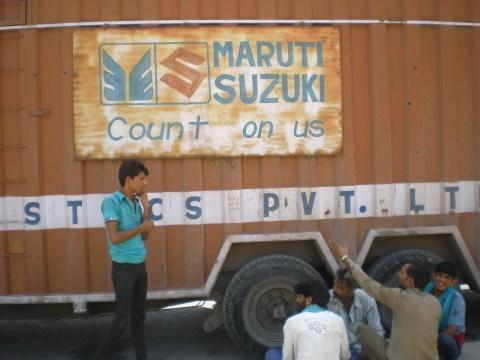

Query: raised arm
left=327, top=239, right=401, bottom=310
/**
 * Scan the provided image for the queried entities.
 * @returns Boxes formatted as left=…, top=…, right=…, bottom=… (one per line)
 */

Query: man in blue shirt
left=328, top=268, right=384, bottom=360
left=424, top=261, right=466, bottom=360
left=94, top=160, right=154, bottom=360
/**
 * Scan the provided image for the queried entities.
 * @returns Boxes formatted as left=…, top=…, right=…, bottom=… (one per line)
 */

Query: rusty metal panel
left=1, top=27, right=27, bottom=295
left=73, top=26, right=342, bottom=159
left=17, top=0, right=480, bottom=24
left=0, top=0, right=479, bottom=298
left=0, top=0, right=25, bottom=26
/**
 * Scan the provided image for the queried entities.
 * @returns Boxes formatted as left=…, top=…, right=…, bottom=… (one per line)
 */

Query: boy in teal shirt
left=94, top=160, right=154, bottom=360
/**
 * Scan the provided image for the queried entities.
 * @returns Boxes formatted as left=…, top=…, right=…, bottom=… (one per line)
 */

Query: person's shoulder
left=284, top=312, right=303, bottom=328
left=420, top=289, right=439, bottom=303
left=101, top=192, right=122, bottom=213
left=354, top=288, right=378, bottom=307
left=323, top=309, right=343, bottom=320
left=103, top=193, right=115, bottom=200
left=354, top=288, right=374, bottom=301
left=452, top=289, right=466, bottom=307
left=103, top=191, right=121, bottom=203
left=453, top=289, right=465, bottom=299
left=424, top=292, right=442, bottom=312
left=102, top=195, right=115, bottom=205
left=286, top=311, right=304, bottom=320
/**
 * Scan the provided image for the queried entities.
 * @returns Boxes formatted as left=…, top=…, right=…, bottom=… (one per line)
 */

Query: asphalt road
left=0, top=303, right=256, bottom=360
left=0, top=291, right=479, bottom=360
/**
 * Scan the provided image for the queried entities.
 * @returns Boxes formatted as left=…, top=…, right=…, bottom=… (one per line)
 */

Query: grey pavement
left=460, top=342, right=479, bottom=360
left=0, top=290, right=478, bottom=359
left=459, top=290, right=480, bottom=359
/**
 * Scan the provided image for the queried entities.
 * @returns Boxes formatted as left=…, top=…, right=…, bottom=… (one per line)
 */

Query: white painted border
left=1, top=19, right=480, bottom=31
left=1, top=181, right=479, bottom=231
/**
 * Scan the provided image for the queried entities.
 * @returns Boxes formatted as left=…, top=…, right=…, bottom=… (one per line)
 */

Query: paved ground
left=0, top=303, right=255, bottom=360
left=459, top=290, right=480, bottom=359
left=0, top=290, right=478, bottom=359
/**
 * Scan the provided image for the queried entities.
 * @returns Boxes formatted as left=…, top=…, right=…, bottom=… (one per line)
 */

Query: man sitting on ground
left=328, top=268, right=384, bottom=359
left=328, top=239, right=441, bottom=360
left=424, top=261, right=466, bottom=360
left=265, top=281, right=350, bottom=360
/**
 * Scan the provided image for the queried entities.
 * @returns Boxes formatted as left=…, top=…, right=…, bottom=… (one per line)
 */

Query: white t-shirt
left=282, top=306, right=350, bottom=360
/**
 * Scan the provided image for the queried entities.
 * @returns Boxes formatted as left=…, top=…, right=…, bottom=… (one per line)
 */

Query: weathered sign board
left=73, top=26, right=342, bottom=158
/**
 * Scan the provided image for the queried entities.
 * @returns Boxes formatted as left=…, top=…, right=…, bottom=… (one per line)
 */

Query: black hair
left=118, top=160, right=149, bottom=187
left=406, top=263, right=432, bottom=290
left=335, top=268, right=356, bottom=289
left=434, top=261, right=457, bottom=279
left=294, top=280, right=329, bottom=307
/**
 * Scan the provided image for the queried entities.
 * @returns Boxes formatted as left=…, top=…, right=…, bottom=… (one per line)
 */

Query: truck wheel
left=223, top=254, right=325, bottom=355
left=366, top=248, right=443, bottom=333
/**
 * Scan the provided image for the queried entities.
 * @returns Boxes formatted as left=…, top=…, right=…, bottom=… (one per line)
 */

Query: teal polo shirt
left=101, top=190, right=146, bottom=264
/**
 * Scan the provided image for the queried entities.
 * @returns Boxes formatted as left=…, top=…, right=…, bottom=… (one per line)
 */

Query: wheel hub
left=242, top=278, right=296, bottom=347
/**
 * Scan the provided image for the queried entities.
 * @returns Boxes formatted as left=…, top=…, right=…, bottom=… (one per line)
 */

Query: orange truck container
left=1, top=0, right=479, bottom=354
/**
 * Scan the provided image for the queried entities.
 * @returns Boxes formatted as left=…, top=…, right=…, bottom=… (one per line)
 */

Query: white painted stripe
left=1, top=19, right=480, bottom=31
left=0, top=181, right=479, bottom=231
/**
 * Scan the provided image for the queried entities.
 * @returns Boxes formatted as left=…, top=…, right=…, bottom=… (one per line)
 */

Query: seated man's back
left=283, top=308, right=350, bottom=360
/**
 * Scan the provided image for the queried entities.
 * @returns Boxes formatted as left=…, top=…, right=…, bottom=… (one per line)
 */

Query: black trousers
left=94, top=262, right=148, bottom=360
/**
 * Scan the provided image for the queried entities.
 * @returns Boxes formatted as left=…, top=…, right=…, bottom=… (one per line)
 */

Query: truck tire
left=223, top=254, right=325, bottom=355
left=366, top=248, right=443, bottom=334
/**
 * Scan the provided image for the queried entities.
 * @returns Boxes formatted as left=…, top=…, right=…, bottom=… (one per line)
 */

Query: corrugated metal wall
left=0, top=0, right=479, bottom=296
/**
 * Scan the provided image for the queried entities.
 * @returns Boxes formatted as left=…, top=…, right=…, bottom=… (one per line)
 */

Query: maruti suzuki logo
left=102, top=50, right=153, bottom=102
left=160, top=47, right=206, bottom=98
left=100, top=42, right=210, bottom=105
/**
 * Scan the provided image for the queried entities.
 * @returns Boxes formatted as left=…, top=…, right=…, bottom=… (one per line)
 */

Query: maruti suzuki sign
left=73, top=26, right=342, bottom=159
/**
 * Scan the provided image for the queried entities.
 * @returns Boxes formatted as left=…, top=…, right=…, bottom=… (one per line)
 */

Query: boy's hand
left=140, top=219, right=154, bottom=232
left=137, top=192, right=150, bottom=207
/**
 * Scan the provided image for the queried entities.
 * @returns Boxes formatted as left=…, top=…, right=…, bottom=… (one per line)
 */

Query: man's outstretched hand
left=327, top=238, right=349, bottom=260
